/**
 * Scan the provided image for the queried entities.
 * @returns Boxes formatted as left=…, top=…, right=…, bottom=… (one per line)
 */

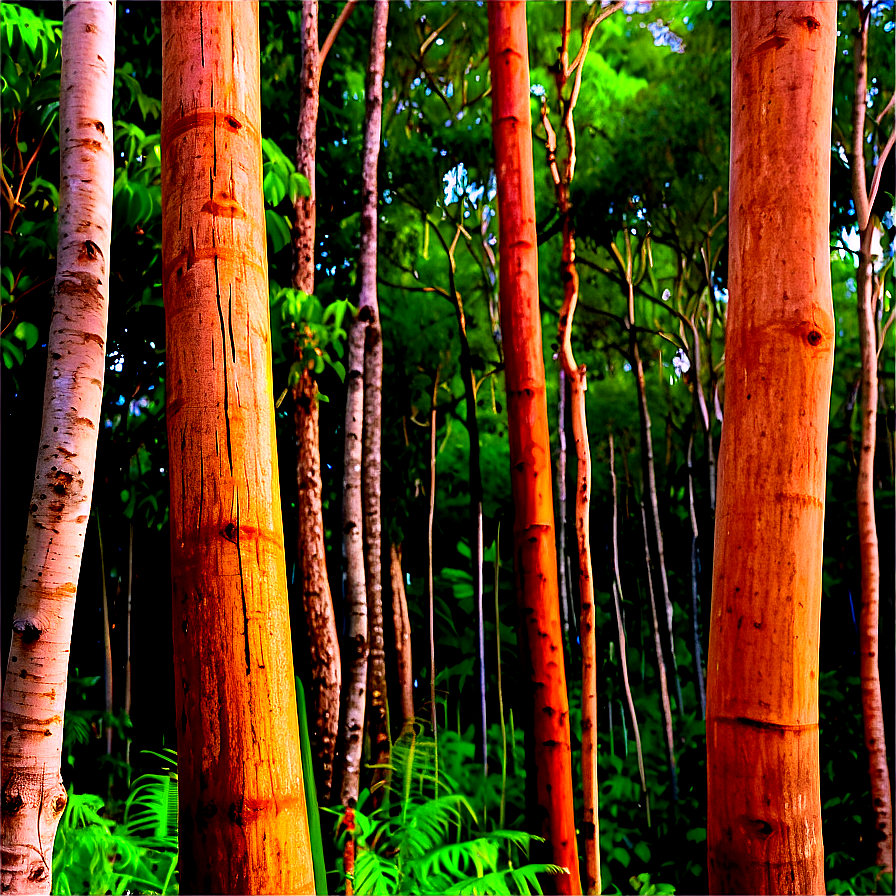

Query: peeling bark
left=389, top=543, right=414, bottom=731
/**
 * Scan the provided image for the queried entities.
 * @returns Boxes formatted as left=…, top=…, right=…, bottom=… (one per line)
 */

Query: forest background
left=1, top=1, right=894, bottom=894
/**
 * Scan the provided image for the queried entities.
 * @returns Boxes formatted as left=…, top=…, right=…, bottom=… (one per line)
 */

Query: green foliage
left=52, top=752, right=178, bottom=896
left=328, top=730, right=561, bottom=895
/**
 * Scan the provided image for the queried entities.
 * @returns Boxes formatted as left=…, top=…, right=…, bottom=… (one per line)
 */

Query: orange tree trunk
left=850, top=1, right=893, bottom=873
left=488, top=4, right=581, bottom=892
left=0, top=4, right=115, bottom=891
left=161, top=3, right=314, bottom=892
left=706, top=4, right=835, bottom=893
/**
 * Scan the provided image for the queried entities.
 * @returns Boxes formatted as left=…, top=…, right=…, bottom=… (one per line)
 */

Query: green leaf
left=289, top=171, right=311, bottom=201
left=633, top=840, right=651, bottom=863
left=13, top=321, right=38, bottom=349
left=611, top=846, right=630, bottom=868
left=1, top=337, right=24, bottom=368
left=265, top=209, right=291, bottom=254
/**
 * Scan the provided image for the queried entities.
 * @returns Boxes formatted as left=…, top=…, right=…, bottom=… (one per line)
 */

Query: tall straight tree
left=850, top=0, right=893, bottom=873
left=337, top=1, right=388, bottom=883
left=291, top=0, right=356, bottom=807
left=706, top=4, right=836, bottom=893
left=0, top=3, right=115, bottom=891
left=488, top=4, right=581, bottom=893
left=161, top=4, right=314, bottom=892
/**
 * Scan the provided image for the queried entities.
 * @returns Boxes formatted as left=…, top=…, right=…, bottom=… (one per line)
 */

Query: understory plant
left=329, top=728, right=562, bottom=895
left=52, top=750, right=178, bottom=895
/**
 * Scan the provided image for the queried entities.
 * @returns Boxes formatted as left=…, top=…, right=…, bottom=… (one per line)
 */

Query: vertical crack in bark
left=214, top=257, right=233, bottom=474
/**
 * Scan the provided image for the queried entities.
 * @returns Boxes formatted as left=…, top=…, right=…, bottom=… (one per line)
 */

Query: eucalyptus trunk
left=707, top=5, right=836, bottom=892
left=161, top=4, right=314, bottom=891
left=850, top=1, right=893, bottom=873
left=1, top=5, right=115, bottom=890
left=489, top=4, right=580, bottom=891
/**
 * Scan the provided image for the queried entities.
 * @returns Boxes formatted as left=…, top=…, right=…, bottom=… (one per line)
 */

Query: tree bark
left=850, top=1, right=893, bottom=874
left=707, top=5, right=836, bottom=892
left=1, top=5, right=115, bottom=890
left=389, top=543, right=414, bottom=731
left=489, top=4, right=580, bottom=891
left=161, top=4, right=314, bottom=892
left=295, top=367, right=341, bottom=805
left=359, top=0, right=390, bottom=800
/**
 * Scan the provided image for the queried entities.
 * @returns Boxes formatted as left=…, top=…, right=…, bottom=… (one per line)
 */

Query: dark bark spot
left=28, top=865, right=47, bottom=882
left=224, top=115, right=242, bottom=130
left=800, top=16, right=820, bottom=31
left=807, top=330, right=822, bottom=346
left=228, top=801, right=244, bottom=826
left=19, top=668, right=27, bottom=679
left=222, top=522, right=238, bottom=542
left=742, top=817, right=774, bottom=839
left=79, top=240, right=102, bottom=262
left=3, top=791, right=23, bottom=813
left=756, top=35, right=788, bottom=54
left=52, top=792, right=67, bottom=815
left=13, top=619, right=42, bottom=643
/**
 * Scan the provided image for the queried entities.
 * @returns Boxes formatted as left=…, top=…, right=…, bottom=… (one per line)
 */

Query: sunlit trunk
left=161, top=4, right=314, bottom=891
left=489, top=4, right=580, bottom=891
left=707, top=5, right=836, bottom=892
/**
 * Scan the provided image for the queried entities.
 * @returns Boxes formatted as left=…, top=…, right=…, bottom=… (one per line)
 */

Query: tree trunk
left=489, top=4, right=580, bottom=891
left=1, top=5, right=115, bottom=890
left=291, top=0, right=342, bottom=808
left=389, top=543, right=414, bottom=731
left=850, top=1, right=893, bottom=873
left=295, top=367, right=341, bottom=806
left=707, top=5, right=836, bottom=892
left=360, top=0, right=390, bottom=802
left=161, top=4, right=314, bottom=892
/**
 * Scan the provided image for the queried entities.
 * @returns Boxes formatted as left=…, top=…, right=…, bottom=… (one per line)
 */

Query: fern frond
left=442, top=863, right=566, bottom=895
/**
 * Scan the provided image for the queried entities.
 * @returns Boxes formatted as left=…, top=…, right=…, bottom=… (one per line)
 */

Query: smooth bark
left=707, top=5, right=836, bottom=892
left=161, top=4, right=314, bottom=891
left=389, top=543, right=414, bottom=731
left=359, top=0, right=390, bottom=800
left=850, top=1, right=893, bottom=873
left=1, top=4, right=115, bottom=890
left=489, top=4, right=580, bottom=891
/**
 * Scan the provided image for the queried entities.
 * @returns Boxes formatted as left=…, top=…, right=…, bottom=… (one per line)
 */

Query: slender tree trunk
left=125, top=520, right=133, bottom=772
left=290, top=0, right=356, bottom=808
left=0, top=5, right=114, bottom=891
left=427, top=370, right=439, bottom=740
left=556, top=369, right=570, bottom=645
left=707, top=5, right=836, bottom=892
left=98, top=516, right=113, bottom=760
left=161, top=4, right=314, bottom=892
left=609, top=435, right=650, bottom=827
left=540, top=5, right=618, bottom=880
left=295, top=367, right=341, bottom=805
left=389, top=543, right=414, bottom=731
left=686, top=434, right=706, bottom=719
left=631, top=333, right=683, bottom=718
left=359, top=0, right=390, bottom=800
left=640, top=503, right=678, bottom=803
left=850, top=1, right=893, bottom=873
left=489, top=5, right=580, bottom=891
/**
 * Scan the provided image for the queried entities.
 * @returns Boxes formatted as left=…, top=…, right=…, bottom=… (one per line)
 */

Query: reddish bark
left=489, top=4, right=580, bottom=891
left=707, top=5, right=836, bottom=892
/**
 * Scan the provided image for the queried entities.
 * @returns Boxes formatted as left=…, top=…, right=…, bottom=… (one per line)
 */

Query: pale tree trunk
left=850, top=0, right=893, bottom=873
left=707, top=5, right=836, bottom=892
left=489, top=4, right=580, bottom=891
left=161, top=4, right=314, bottom=892
left=0, top=4, right=115, bottom=891
left=339, top=2, right=388, bottom=880
left=389, top=543, right=414, bottom=731
left=362, top=0, right=389, bottom=792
